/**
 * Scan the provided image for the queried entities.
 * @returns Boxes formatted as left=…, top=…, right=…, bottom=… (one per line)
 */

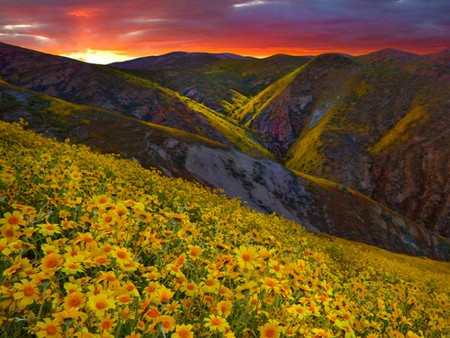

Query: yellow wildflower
left=13, top=280, right=39, bottom=308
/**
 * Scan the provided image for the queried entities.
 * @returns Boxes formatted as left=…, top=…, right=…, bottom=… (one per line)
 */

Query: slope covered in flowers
left=0, top=120, right=448, bottom=338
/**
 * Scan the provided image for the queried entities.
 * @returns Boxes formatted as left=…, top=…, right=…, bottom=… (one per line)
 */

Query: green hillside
left=0, top=121, right=448, bottom=337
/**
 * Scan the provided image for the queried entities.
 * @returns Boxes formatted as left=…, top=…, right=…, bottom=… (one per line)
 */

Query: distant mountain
left=111, top=51, right=310, bottom=111
left=110, top=51, right=248, bottom=69
left=1, top=78, right=447, bottom=259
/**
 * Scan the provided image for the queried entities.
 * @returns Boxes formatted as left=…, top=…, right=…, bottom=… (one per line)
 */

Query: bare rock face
left=370, top=111, right=450, bottom=237
left=237, top=54, right=354, bottom=157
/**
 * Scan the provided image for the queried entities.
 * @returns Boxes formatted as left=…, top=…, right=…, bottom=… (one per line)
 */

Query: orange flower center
left=177, top=328, right=191, bottom=338
left=211, top=318, right=221, bottom=326
left=241, top=253, right=251, bottom=261
left=8, top=216, right=19, bottom=225
left=266, top=280, right=277, bottom=287
left=67, top=294, right=82, bottom=307
left=101, top=319, right=113, bottom=330
left=23, top=285, right=34, bottom=297
left=46, top=324, right=58, bottom=335
left=116, top=251, right=127, bottom=259
left=190, top=248, right=200, bottom=256
left=95, top=299, right=108, bottom=310
left=118, top=295, right=130, bottom=303
left=146, top=308, right=159, bottom=318
left=264, top=328, right=277, bottom=338
left=44, top=255, right=59, bottom=269
left=96, top=257, right=107, bottom=264
left=160, top=292, right=171, bottom=302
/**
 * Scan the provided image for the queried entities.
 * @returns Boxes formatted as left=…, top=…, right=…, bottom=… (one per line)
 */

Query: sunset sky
left=1, top=0, right=449, bottom=64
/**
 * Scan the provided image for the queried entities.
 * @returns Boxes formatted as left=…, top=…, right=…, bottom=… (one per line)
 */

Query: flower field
left=0, top=120, right=448, bottom=337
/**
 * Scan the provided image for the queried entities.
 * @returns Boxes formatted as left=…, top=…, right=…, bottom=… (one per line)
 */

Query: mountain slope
left=1, top=82, right=447, bottom=259
left=231, top=50, right=449, bottom=236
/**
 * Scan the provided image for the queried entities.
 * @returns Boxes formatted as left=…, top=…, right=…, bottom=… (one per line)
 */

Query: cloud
left=233, top=0, right=272, bottom=8
left=0, top=0, right=448, bottom=60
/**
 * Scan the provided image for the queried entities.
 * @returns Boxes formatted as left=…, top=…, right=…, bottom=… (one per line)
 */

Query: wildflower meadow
left=0, top=120, right=448, bottom=337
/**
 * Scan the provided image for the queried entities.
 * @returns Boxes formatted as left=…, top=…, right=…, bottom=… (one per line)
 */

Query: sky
left=0, top=0, right=449, bottom=64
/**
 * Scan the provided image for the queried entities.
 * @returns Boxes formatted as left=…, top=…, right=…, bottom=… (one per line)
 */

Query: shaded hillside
left=1, top=82, right=447, bottom=259
left=0, top=42, right=270, bottom=159
left=112, top=52, right=309, bottom=111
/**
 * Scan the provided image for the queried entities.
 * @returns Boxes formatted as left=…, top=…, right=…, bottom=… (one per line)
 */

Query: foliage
left=0, top=121, right=448, bottom=337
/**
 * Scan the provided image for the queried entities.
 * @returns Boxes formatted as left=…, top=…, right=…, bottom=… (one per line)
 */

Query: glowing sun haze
left=1, top=0, right=449, bottom=64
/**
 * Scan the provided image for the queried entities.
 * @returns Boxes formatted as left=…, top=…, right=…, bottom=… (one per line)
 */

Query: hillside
left=1, top=121, right=449, bottom=337
left=2, top=81, right=446, bottom=259
left=0, top=42, right=271, bottom=159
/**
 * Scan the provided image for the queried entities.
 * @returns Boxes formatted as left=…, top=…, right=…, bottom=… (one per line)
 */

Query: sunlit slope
left=90, top=67, right=274, bottom=159
left=1, top=121, right=448, bottom=337
left=0, top=78, right=230, bottom=163
left=1, top=85, right=446, bottom=259
left=232, top=64, right=306, bottom=123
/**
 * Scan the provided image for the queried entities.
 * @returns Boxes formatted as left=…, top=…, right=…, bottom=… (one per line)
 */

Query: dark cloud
left=0, top=0, right=448, bottom=59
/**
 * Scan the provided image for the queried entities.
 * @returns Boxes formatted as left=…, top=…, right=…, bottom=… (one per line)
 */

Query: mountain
left=231, top=50, right=450, bottom=237
left=0, top=42, right=271, bottom=159
left=0, top=42, right=448, bottom=259
left=111, top=51, right=310, bottom=111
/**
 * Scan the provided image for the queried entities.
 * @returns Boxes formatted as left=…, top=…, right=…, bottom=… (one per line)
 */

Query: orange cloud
left=67, top=10, right=97, bottom=18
